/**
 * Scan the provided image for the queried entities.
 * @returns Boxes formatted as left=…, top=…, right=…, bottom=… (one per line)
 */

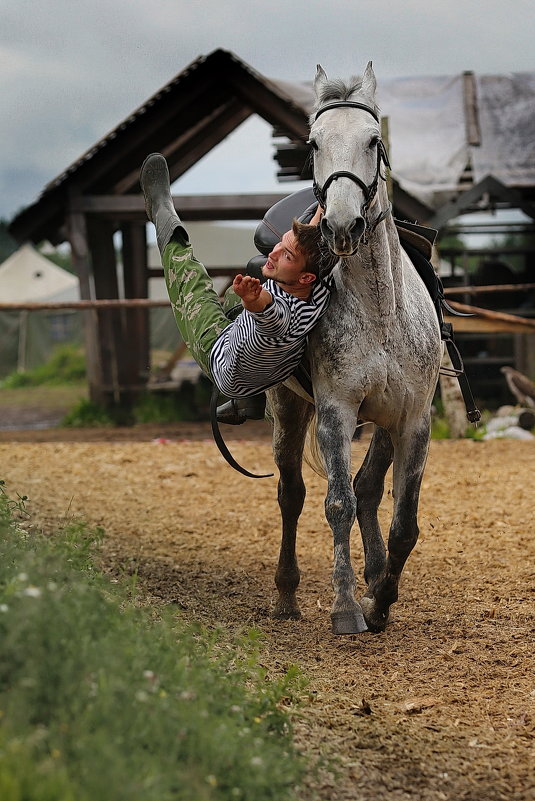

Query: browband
left=314, top=101, right=379, bottom=123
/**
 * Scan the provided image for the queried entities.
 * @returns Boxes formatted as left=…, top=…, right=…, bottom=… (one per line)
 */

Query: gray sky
left=1, top=0, right=533, bottom=223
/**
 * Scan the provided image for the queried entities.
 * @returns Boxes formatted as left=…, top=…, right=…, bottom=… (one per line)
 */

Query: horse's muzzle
left=321, top=215, right=365, bottom=256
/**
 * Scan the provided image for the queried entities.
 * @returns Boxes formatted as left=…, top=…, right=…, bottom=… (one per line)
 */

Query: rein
left=210, top=386, right=274, bottom=479
left=311, top=101, right=391, bottom=240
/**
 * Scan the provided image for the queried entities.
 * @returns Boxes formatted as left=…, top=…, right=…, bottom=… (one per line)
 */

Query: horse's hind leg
left=363, top=418, right=431, bottom=631
left=353, top=426, right=393, bottom=627
left=269, top=386, right=314, bottom=620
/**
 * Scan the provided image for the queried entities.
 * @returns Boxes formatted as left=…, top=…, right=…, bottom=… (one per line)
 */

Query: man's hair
left=292, top=219, right=337, bottom=279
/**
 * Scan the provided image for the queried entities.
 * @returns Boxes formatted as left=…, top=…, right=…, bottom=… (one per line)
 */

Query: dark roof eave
left=8, top=48, right=311, bottom=244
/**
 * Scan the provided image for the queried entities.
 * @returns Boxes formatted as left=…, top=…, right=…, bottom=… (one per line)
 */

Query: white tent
left=0, top=246, right=82, bottom=376
left=0, top=244, right=79, bottom=302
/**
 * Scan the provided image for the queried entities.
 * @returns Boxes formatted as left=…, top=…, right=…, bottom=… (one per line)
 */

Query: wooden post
left=121, top=222, right=150, bottom=391
left=67, top=204, right=103, bottom=399
left=87, top=217, right=126, bottom=406
left=439, top=354, right=469, bottom=438
left=17, top=310, right=28, bottom=372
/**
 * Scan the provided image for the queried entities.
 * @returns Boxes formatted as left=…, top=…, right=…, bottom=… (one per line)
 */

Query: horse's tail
left=303, top=411, right=328, bottom=479
left=303, top=412, right=371, bottom=480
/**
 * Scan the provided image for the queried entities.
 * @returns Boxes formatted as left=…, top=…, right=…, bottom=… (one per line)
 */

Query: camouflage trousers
left=163, top=240, right=241, bottom=379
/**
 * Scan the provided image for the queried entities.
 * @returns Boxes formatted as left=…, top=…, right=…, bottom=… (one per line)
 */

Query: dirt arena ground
left=1, top=424, right=533, bottom=800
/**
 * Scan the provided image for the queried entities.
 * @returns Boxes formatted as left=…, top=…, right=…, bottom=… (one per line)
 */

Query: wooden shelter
left=9, top=50, right=320, bottom=404
left=9, top=50, right=535, bottom=406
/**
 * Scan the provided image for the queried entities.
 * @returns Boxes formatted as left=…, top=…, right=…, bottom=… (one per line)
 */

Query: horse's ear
left=361, top=61, right=377, bottom=99
left=314, top=65, right=328, bottom=96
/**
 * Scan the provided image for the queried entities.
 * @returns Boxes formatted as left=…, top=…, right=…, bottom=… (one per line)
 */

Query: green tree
left=0, top=219, right=17, bottom=263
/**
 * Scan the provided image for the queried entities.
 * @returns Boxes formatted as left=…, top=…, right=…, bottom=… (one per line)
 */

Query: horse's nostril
left=351, top=217, right=366, bottom=239
left=320, top=217, right=334, bottom=240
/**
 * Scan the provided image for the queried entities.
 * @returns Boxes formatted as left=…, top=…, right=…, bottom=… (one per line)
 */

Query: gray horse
left=267, top=63, right=443, bottom=635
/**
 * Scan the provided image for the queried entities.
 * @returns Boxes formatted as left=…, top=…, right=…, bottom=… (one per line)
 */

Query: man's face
left=262, top=230, right=308, bottom=287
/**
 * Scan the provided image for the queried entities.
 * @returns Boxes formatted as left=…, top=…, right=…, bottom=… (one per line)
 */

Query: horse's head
left=309, top=62, right=387, bottom=257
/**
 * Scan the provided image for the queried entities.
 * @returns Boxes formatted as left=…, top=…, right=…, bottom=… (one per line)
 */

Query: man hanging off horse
left=140, top=153, right=334, bottom=424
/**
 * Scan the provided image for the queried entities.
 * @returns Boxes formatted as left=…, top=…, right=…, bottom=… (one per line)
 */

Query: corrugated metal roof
left=271, top=70, right=535, bottom=209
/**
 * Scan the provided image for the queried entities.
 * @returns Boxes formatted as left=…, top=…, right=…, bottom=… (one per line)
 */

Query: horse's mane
left=312, top=76, right=380, bottom=118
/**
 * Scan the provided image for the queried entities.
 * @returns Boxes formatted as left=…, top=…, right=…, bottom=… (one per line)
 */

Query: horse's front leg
left=317, top=402, right=368, bottom=635
left=362, top=417, right=431, bottom=631
left=269, top=386, right=314, bottom=620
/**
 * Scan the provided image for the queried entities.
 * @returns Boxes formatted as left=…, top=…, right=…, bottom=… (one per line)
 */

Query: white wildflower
left=23, top=586, right=41, bottom=598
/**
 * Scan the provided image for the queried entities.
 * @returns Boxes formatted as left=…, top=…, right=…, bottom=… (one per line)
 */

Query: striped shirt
left=210, top=277, right=333, bottom=398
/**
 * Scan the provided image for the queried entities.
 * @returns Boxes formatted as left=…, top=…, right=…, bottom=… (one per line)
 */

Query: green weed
left=61, top=399, right=116, bottom=427
left=1, top=346, right=86, bottom=389
left=0, top=483, right=306, bottom=801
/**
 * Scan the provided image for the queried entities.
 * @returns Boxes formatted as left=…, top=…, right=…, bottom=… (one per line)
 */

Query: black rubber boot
left=140, top=153, right=189, bottom=253
left=216, top=394, right=267, bottom=425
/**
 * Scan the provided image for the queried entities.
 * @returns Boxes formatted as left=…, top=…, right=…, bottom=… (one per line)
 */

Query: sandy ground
left=0, top=427, right=534, bottom=801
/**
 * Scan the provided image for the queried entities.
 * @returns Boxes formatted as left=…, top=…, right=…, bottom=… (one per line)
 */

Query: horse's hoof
left=360, top=596, right=389, bottom=633
left=272, top=603, right=301, bottom=621
left=331, top=610, right=368, bottom=635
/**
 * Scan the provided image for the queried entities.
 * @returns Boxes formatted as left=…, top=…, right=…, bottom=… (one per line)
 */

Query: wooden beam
left=114, top=99, right=253, bottom=194
left=86, top=218, right=125, bottom=403
left=225, top=62, right=309, bottom=139
left=429, top=175, right=535, bottom=229
left=72, top=192, right=290, bottom=220
left=122, top=222, right=150, bottom=388
left=65, top=203, right=102, bottom=396
left=462, top=71, right=481, bottom=147
left=446, top=300, right=535, bottom=332
left=444, top=315, right=535, bottom=333
left=66, top=206, right=92, bottom=300
left=70, top=74, right=225, bottom=194
left=444, top=283, right=535, bottom=296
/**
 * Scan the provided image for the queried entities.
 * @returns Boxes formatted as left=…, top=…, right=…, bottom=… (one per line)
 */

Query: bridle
left=311, top=101, right=392, bottom=239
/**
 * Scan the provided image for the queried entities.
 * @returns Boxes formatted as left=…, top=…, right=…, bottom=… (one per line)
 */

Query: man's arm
left=233, top=274, right=273, bottom=313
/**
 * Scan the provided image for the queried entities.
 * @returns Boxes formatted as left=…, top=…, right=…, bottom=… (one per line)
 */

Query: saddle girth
left=401, top=241, right=481, bottom=423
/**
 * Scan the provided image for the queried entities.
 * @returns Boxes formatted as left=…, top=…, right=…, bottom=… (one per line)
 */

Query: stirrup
left=216, top=395, right=266, bottom=425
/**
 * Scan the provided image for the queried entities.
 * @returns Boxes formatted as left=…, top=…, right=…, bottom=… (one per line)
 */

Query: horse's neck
left=340, top=184, right=400, bottom=320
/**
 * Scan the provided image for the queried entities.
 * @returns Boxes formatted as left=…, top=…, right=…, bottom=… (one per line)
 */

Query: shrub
left=1, top=346, right=86, bottom=388
left=0, top=483, right=306, bottom=801
left=61, top=399, right=116, bottom=427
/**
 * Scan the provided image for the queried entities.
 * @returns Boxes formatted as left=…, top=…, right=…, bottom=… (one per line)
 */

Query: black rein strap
left=210, top=385, right=274, bottom=479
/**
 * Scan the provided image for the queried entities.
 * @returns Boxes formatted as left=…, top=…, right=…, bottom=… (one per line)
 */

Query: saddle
left=247, top=188, right=480, bottom=423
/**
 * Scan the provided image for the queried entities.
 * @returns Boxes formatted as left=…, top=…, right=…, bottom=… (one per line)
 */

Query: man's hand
left=233, top=274, right=272, bottom=313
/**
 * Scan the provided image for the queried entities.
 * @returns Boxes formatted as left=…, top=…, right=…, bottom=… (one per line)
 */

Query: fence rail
left=1, top=283, right=535, bottom=313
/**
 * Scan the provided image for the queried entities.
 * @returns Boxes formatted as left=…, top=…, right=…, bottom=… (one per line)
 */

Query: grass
left=0, top=384, right=88, bottom=410
left=0, top=345, right=213, bottom=426
left=0, top=482, right=307, bottom=801
left=0, top=346, right=86, bottom=388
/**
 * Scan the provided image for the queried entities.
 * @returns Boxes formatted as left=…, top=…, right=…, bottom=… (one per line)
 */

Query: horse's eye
left=369, top=136, right=380, bottom=149
left=307, top=139, right=319, bottom=151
